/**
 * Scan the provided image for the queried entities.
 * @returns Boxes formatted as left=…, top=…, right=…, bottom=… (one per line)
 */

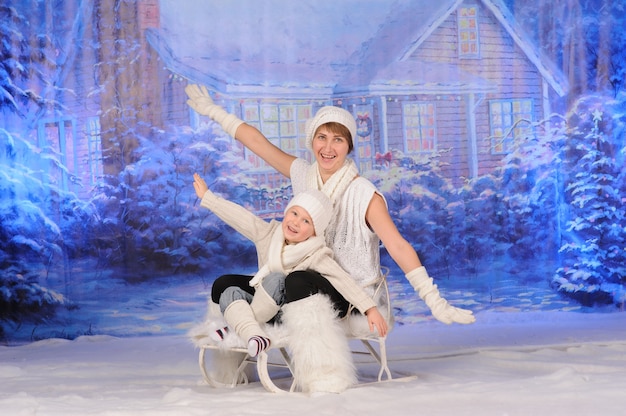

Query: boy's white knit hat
left=305, top=106, right=357, bottom=151
left=285, top=189, right=333, bottom=236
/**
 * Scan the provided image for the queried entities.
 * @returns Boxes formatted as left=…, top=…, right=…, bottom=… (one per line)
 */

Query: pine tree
left=552, top=96, right=626, bottom=307
left=0, top=5, right=59, bottom=116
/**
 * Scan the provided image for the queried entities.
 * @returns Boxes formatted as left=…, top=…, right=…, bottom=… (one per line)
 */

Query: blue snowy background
left=1, top=0, right=625, bottom=343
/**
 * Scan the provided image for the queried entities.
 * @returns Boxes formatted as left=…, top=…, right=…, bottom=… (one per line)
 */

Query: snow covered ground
left=1, top=310, right=625, bottom=416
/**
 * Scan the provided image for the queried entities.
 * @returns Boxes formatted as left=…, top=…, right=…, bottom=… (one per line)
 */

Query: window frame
left=402, top=101, right=438, bottom=154
left=37, top=116, right=78, bottom=192
left=85, top=116, right=104, bottom=186
left=489, top=98, right=534, bottom=154
left=457, top=5, right=480, bottom=59
left=241, top=101, right=313, bottom=169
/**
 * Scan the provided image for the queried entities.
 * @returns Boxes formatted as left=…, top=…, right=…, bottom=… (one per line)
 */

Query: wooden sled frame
left=198, top=272, right=400, bottom=393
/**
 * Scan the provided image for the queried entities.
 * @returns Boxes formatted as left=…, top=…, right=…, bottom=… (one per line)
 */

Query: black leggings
left=210, top=274, right=255, bottom=304
left=284, top=270, right=351, bottom=317
left=211, top=270, right=351, bottom=318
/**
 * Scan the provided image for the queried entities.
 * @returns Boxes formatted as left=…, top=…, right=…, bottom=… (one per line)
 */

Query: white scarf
left=249, top=226, right=326, bottom=287
left=305, top=158, right=359, bottom=205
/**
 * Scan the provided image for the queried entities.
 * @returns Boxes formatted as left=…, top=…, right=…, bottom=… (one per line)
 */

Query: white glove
left=406, top=266, right=475, bottom=325
left=185, top=84, right=244, bottom=137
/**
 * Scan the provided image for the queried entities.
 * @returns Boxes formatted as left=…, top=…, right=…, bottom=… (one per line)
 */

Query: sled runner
left=198, top=329, right=395, bottom=392
left=196, top=272, right=410, bottom=393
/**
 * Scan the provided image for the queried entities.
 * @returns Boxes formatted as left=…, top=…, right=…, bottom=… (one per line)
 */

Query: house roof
left=147, top=0, right=567, bottom=99
left=478, top=0, right=568, bottom=96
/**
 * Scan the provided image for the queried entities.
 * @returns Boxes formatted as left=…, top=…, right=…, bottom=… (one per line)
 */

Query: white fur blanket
left=187, top=300, right=395, bottom=350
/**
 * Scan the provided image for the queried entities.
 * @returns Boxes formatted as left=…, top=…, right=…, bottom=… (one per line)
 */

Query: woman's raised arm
left=186, top=84, right=296, bottom=178
left=234, top=124, right=296, bottom=177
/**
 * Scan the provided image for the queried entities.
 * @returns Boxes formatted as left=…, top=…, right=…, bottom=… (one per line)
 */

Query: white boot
left=188, top=299, right=227, bottom=347
left=224, top=300, right=271, bottom=357
left=282, top=294, right=357, bottom=394
left=203, top=301, right=249, bottom=386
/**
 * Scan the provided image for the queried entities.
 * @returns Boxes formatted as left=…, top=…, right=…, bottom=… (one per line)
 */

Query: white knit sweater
left=290, top=158, right=386, bottom=299
left=200, top=191, right=376, bottom=314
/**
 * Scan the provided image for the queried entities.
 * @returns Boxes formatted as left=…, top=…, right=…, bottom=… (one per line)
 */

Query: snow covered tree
left=0, top=129, right=94, bottom=339
left=0, top=5, right=102, bottom=340
left=0, top=4, right=61, bottom=117
left=551, top=95, right=626, bottom=307
left=90, top=123, right=279, bottom=279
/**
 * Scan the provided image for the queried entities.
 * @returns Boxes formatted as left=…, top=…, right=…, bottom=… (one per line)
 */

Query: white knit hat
left=285, top=189, right=333, bottom=236
left=305, top=106, right=357, bottom=151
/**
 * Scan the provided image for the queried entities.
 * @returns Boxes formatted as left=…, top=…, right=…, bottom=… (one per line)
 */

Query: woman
left=186, top=84, right=475, bottom=393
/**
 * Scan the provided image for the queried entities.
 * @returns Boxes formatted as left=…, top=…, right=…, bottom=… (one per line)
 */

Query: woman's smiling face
left=311, top=125, right=351, bottom=180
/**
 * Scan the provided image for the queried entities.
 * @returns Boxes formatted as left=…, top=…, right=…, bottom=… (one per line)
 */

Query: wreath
left=356, top=114, right=373, bottom=138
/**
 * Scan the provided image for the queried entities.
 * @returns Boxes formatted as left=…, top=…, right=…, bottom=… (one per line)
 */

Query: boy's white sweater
left=201, top=191, right=376, bottom=314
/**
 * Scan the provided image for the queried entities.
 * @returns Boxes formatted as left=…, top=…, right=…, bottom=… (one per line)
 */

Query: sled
left=197, top=270, right=410, bottom=393
left=198, top=331, right=395, bottom=393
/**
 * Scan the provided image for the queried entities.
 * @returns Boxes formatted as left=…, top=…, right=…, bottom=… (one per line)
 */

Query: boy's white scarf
left=305, top=159, right=359, bottom=205
left=249, top=226, right=325, bottom=287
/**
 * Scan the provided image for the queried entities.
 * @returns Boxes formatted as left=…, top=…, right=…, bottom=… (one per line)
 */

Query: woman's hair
left=315, top=121, right=354, bottom=153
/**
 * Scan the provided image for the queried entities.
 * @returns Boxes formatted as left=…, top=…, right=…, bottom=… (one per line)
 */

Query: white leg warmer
left=250, top=284, right=280, bottom=323
left=281, top=294, right=357, bottom=394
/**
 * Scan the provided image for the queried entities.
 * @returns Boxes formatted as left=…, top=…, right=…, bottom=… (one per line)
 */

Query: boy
left=193, top=173, right=387, bottom=357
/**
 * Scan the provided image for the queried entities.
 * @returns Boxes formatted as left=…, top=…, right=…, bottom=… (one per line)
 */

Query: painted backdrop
left=1, top=0, right=624, bottom=343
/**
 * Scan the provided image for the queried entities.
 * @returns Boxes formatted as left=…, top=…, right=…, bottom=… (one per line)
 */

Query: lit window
left=403, top=102, right=437, bottom=153
left=242, top=102, right=312, bottom=169
left=489, top=99, right=533, bottom=154
left=458, top=5, right=480, bottom=58
left=241, top=102, right=313, bottom=215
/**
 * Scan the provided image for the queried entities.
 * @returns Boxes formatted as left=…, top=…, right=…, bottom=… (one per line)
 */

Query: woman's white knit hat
left=285, top=189, right=333, bottom=236
left=305, top=106, right=357, bottom=151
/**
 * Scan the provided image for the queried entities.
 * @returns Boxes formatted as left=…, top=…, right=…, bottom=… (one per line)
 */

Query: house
left=4, top=0, right=568, bottom=203
left=147, top=0, right=568, bottom=190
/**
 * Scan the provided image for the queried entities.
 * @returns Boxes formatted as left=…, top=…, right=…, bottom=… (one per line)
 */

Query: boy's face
left=282, top=205, right=316, bottom=244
